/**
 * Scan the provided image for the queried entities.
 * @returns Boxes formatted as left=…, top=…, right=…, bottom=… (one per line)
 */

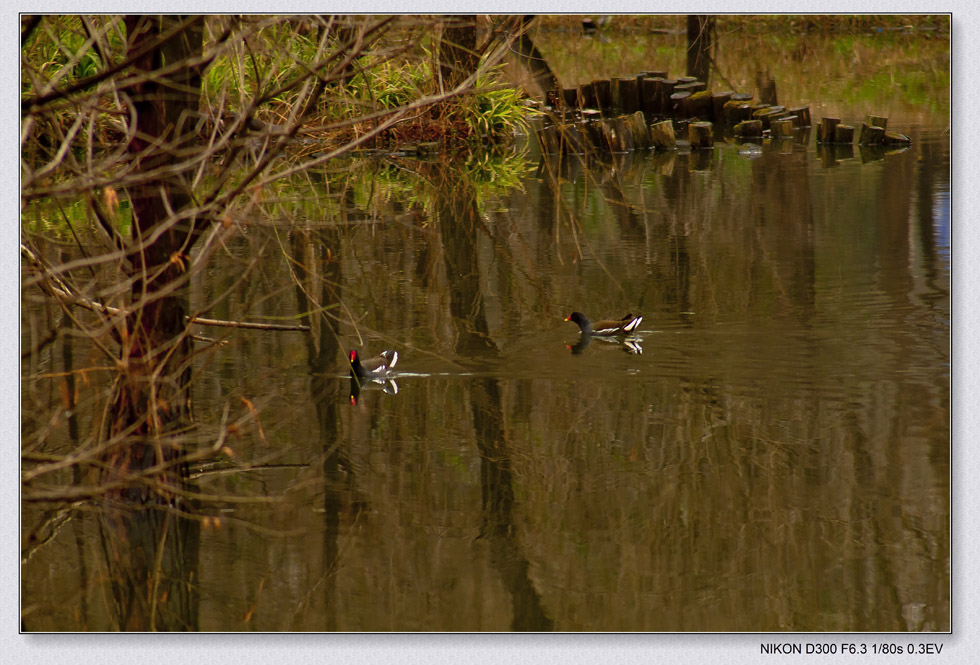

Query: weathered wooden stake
left=753, top=105, right=788, bottom=129
left=866, top=115, right=888, bottom=130
left=593, top=79, right=612, bottom=110
left=675, top=81, right=707, bottom=94
left=834, top=124, right=855, bottom=144
left=641, top=77, right=662, bottom=114
left=818, top=117, right=840, bottom=143
left=688, top=121, right=714, bottom=148
left=773, top=118, right=796, bottom=137
left=562, top=87, right=580, bottom=109
left=613, top=77, right=640, bottom=113
left=583, top=116, right=605, bottom=147
left=562, top=123, right=589, bottom=153
left=580, top=83, right=597, bottom=110
left=601, top=117, right=632, bottom=152
left=669, top=91, right=691, bottom=117
left=711, top=91, right=734, bottom=121
left=655, top=79, right=679, bottom=115
left=614, top=116, right=634, bottom=152
left=733, top=119, right=763, bottom=138
left=625, top=111, right=651, bottom=149
left=723, top=100, right=753, bottom=124
left=686, top=91, right=713, bottom=120
left=650, top=119, right=676, bottom=150
left=858, top=123, right=885, bottom=145
left=788, top=106, right=811, bottom=127
left=537, top=125, right=560, bottom=153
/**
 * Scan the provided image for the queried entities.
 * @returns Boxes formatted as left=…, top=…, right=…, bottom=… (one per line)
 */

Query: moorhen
left=564, top=311, right=642, bottom=336
left=348, top=349, right=399, bottom=379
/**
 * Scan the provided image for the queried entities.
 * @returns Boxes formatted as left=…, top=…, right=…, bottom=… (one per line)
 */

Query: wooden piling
left=788, top=106, right=811, bottom=127
left=537, top=124, right=560, bottom=154
left=858, top=122, right=885, bottom=145
left=669, top=91, right=691, bottom=117
left=598, top=120, right=617, bottom=152
left=582, top=113, right=605, bottom=146
left=541, top=69, right=903, bottom=158
left=625, top=111, right=652, bottom=149
left=684, top=90, right=713, bottom=119
left=601, top=117, right=633, bottom=152
left=593, top=79, right=612, bottom=110
left=613, top=77, right=640, bottom=114
left=772, top=118, right=796, bottom=137
left=818, top=117, right=840, bottom=143
left=711, top=91, right=734, bottom=122
left=866, top=115, right=888, bottom=130
left=641, top=77, right=662, bottom=114
left=650, top=119, right=676, bottom=150
left=562, top=87, right=580, bottom=109
left=615, top=116, right=635, bottom=152
left=733, top=119, right=763, bottom=138
left=655, top=79, right=679, bottom=116
left=580, top=83, right=597, bottom=109
left=753, top=105, right=788, bottom=129
left=688, top=121, right=714, bottom=148
left=674, top=81, right=704, bottom=94
left=723, top=100, right=753, bottom=124
left=562, top=123, right=589, bottom=153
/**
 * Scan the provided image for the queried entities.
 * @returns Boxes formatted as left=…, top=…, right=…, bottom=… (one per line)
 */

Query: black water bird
left=564, top=311, right=642, bottom=336
left=348, top=349, right=398, bottom=379
left=348, top=349, right=399, bottom=404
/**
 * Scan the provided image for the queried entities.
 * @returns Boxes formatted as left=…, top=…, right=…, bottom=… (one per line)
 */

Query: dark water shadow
left=426, top=158, right=555, bottom=631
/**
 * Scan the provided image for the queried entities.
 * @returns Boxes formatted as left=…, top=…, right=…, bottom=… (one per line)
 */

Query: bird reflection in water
left=349, top=375, right=399, bottom=405
left=567, top=335, right=643, bottom=355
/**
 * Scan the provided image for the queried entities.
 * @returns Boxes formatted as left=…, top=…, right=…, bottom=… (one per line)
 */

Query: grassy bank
left=534, top=14, right=950, bottom=35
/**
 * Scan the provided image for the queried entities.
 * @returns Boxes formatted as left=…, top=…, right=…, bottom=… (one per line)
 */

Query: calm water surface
left=22, top=121, right=949, bottom=631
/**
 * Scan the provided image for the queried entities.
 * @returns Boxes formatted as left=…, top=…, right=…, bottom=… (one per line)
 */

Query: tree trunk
left=98, top=16, right=206, bottom=632
left=512, top=16, right=559, bottom=103
left=105, top=15, right=204, bottom=489
left=686, top=15, right=713, bottom=82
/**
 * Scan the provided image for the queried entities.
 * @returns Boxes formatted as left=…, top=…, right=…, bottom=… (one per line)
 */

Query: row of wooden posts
left=536, top=71, right=911, bottom=155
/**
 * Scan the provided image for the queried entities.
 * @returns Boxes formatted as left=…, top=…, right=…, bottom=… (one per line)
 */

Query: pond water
left=21, top=29, right=949, bottom=633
